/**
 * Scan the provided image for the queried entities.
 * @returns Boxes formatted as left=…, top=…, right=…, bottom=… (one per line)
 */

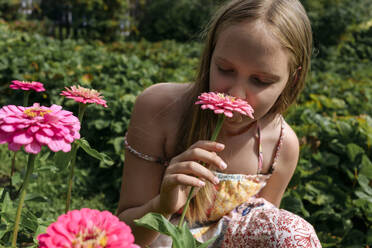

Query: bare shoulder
left=280, top=119, right=300, bottom=167
left=136, top=83, right=190, bottom=111
left=129, top=82, right=191, bottom=135
left=117, top=82, right=191, bottom=212
left=258, top=118, right=300, bottom=207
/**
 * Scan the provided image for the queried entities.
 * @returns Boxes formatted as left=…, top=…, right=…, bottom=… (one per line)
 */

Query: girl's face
left=209, top=21, right=290, bottom=128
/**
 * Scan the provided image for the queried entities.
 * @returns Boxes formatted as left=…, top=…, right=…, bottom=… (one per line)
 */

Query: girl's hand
left=157, top=141, right=227, bottom=216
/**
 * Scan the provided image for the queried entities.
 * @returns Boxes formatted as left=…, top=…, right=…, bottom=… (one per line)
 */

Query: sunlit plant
left=0, top=103, right=81, bottom=247
left=60, top=85, right=108, bottom=213
left=8, top=80, right=46, bottom=186
left=37, top=208, right=140, bottom=248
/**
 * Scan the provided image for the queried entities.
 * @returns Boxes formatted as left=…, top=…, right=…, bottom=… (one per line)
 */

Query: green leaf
left=33, top=224, right=47, bottom=244
left=134, top=213, right=178, bottom=237
left=54, top=150, right=72, bottom=170
left=360, top=155, right=372, bottom=179
left=19, top=209, right=39, bottom=234
left=135, top=213, right=215, bottom=248
left=367, top=228, right=372, bottom=246
left=0, top=191, right=13, bottom=217
left=75, top=138, right=114, bottom=165
left=355, top=191, right=372, bottom=203
left=93, top=119, right=110, bottom=130
left=24, top=193, right=48, bottom=203
left=196, top=235, right=217, bottom=248
left=10, top=172, right=21, bottom=186
left=346, top=143, right=364, bottom=162
left=357, top=175, right=372, bottom=196
left=176, top=222, right=197, bottom=248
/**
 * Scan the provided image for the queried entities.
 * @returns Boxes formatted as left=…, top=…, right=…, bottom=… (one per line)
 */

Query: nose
left=226, top=79, right=247, bottom=100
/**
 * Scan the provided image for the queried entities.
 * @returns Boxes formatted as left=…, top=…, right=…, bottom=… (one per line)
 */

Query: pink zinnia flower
left=10, top=80, right=45, bottom=92
left=0, top=103, right=80, bottom=154
left=61, top=85, right=108, bottom=107
left=37, top=208, right=140, bottom=248
left=195, top=92, right=254, bottom=118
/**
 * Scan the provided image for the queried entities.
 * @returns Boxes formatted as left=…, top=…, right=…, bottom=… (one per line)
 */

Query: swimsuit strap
left=124, top=132, right=169, bottom=167
left=256, top=122, right=264, bottom=174
left=270, top=115, right=285, bottom=173
left=257, top=115, right=285, bottom=175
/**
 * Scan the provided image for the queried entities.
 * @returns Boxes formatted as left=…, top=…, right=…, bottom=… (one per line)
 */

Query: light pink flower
left=37, top=208, right=140, bottom=248
left=195, top=92, right=254, bottom=118
left=0, top=103, right=80, bottom=154
left=61, top=85, right=108, bottom=107
left=10, top=80, right=45, bottom=92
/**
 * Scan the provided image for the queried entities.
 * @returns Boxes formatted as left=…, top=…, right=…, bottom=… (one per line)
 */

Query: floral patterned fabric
left=207, top=172, right=270, bottom=221
left=150, top=195, right=321, bottom=248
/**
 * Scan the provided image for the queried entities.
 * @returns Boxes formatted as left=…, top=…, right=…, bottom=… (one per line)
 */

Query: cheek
left=209, top=67, right=230, bottom=93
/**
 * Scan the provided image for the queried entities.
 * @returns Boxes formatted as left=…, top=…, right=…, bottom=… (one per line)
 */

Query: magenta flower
left=61, top=85, right=108, bottom=107
left=37, top=208, right=140, bottom=248
left=195, top=92, right=254, bottom=118
left=10, top=80, right=45, bottom=92
left=0, top=103, right=80, bottom=154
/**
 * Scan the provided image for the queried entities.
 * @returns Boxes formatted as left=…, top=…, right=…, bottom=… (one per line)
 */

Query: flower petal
left=1, top=125, right=16, bottom=132
left=13, top=132, right=34, bottom=145
left=8, top=142, right=21, bottom=151
left=25, top=141, right=41, bottom=154
left=48, top=139, right=65, bottom=152
left=35, top=132, right=52, bottom=144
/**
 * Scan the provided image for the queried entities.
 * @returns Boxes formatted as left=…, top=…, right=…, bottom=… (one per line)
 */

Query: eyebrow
left=215, top=56, right=282, bottom=81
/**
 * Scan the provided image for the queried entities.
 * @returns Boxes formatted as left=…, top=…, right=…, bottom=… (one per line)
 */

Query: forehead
left=213, top=21, right=289, bottom=74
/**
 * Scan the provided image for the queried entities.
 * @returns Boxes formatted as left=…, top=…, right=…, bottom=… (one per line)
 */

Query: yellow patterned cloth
left=207, top=172, right=271, bottom=221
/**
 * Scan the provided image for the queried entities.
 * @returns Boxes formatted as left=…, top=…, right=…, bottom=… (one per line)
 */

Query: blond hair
left=174, top=0, right=313, bottom=224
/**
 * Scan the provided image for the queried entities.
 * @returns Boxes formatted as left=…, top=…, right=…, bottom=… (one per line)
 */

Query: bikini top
left=124, top=116, right=285, bottom=221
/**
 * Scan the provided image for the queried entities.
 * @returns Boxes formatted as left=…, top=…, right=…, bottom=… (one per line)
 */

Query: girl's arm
left=116, top=83, right=226, bottom=247
left=116, top=84, right=171, bottom=246
left=257, top=124, right=299, bottom=207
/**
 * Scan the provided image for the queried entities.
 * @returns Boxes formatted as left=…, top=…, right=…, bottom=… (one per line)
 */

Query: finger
left=166, top=161, right=220, bottom=185
left=183, top=147, right=227, bottom=171
left=190, top=140, right=225, bottom=151
left=163, top=174, right=206, bottom=189
left=171, top=140, right=225, bottom=163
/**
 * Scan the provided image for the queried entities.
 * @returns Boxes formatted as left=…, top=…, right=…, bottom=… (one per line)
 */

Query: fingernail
left=216, top=143, right=225, bottom=149
left=199, top=181, right=206, bottom=187
left=214, top=177, right=220, bottom=184
left=220, top=161, right=227, bottom=169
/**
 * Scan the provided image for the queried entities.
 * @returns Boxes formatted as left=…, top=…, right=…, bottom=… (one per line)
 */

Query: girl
left=117, top=0, right=321, bottom=247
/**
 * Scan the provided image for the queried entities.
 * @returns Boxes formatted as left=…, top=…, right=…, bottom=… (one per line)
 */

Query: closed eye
left=252, top=77, right=272, bottom=85
left=217, top=66, right=234, bottom=74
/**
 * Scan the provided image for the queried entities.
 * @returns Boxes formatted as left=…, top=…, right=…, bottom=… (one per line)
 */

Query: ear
left=293, top=66, right=302, bottom=84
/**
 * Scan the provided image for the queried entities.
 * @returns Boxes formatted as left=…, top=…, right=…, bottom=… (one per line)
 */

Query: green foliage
left=302, top=0, right=372, bottom=59
left=0, top=0, right=22, bottom=20
left=0, top=0, right=130, bottom=42
left=282, top=110, right=372, bottom=246
left=0, top=5, right=371, bottom=246
left=41, top=0, right=130, bottom=41
left=135, top=213, right=217, bottom=247
left=136, top=0, right=222, bottom=41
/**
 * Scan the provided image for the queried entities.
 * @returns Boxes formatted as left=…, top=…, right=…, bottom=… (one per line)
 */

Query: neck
left=221, top=119, right=257, bottom=137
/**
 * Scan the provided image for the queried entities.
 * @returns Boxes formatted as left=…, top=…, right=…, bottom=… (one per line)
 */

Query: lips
left=227, top=113, right=243, bottom=123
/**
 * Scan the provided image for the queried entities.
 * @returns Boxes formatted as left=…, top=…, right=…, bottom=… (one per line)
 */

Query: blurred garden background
left=0, top=0, right=371, bottom=247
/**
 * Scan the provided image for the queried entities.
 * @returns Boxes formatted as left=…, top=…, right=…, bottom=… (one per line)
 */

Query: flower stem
left=65, top=103, right=86, bottom=213
left=65, top=143, right=78, bottom=213
left=10, top=151, right=17, bottom=177
left=11, top=153, right=36, bottom=247
left=177, top=115, right=225, bottom=228
left=23, top=91, right=30, bottom=106
left=78, top=102, right=87, bottom=123
left=211, top=115, right=225, bottom=142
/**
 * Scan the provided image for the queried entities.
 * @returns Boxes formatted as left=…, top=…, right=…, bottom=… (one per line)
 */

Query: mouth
left=227, top=113, right=243, bottom=123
